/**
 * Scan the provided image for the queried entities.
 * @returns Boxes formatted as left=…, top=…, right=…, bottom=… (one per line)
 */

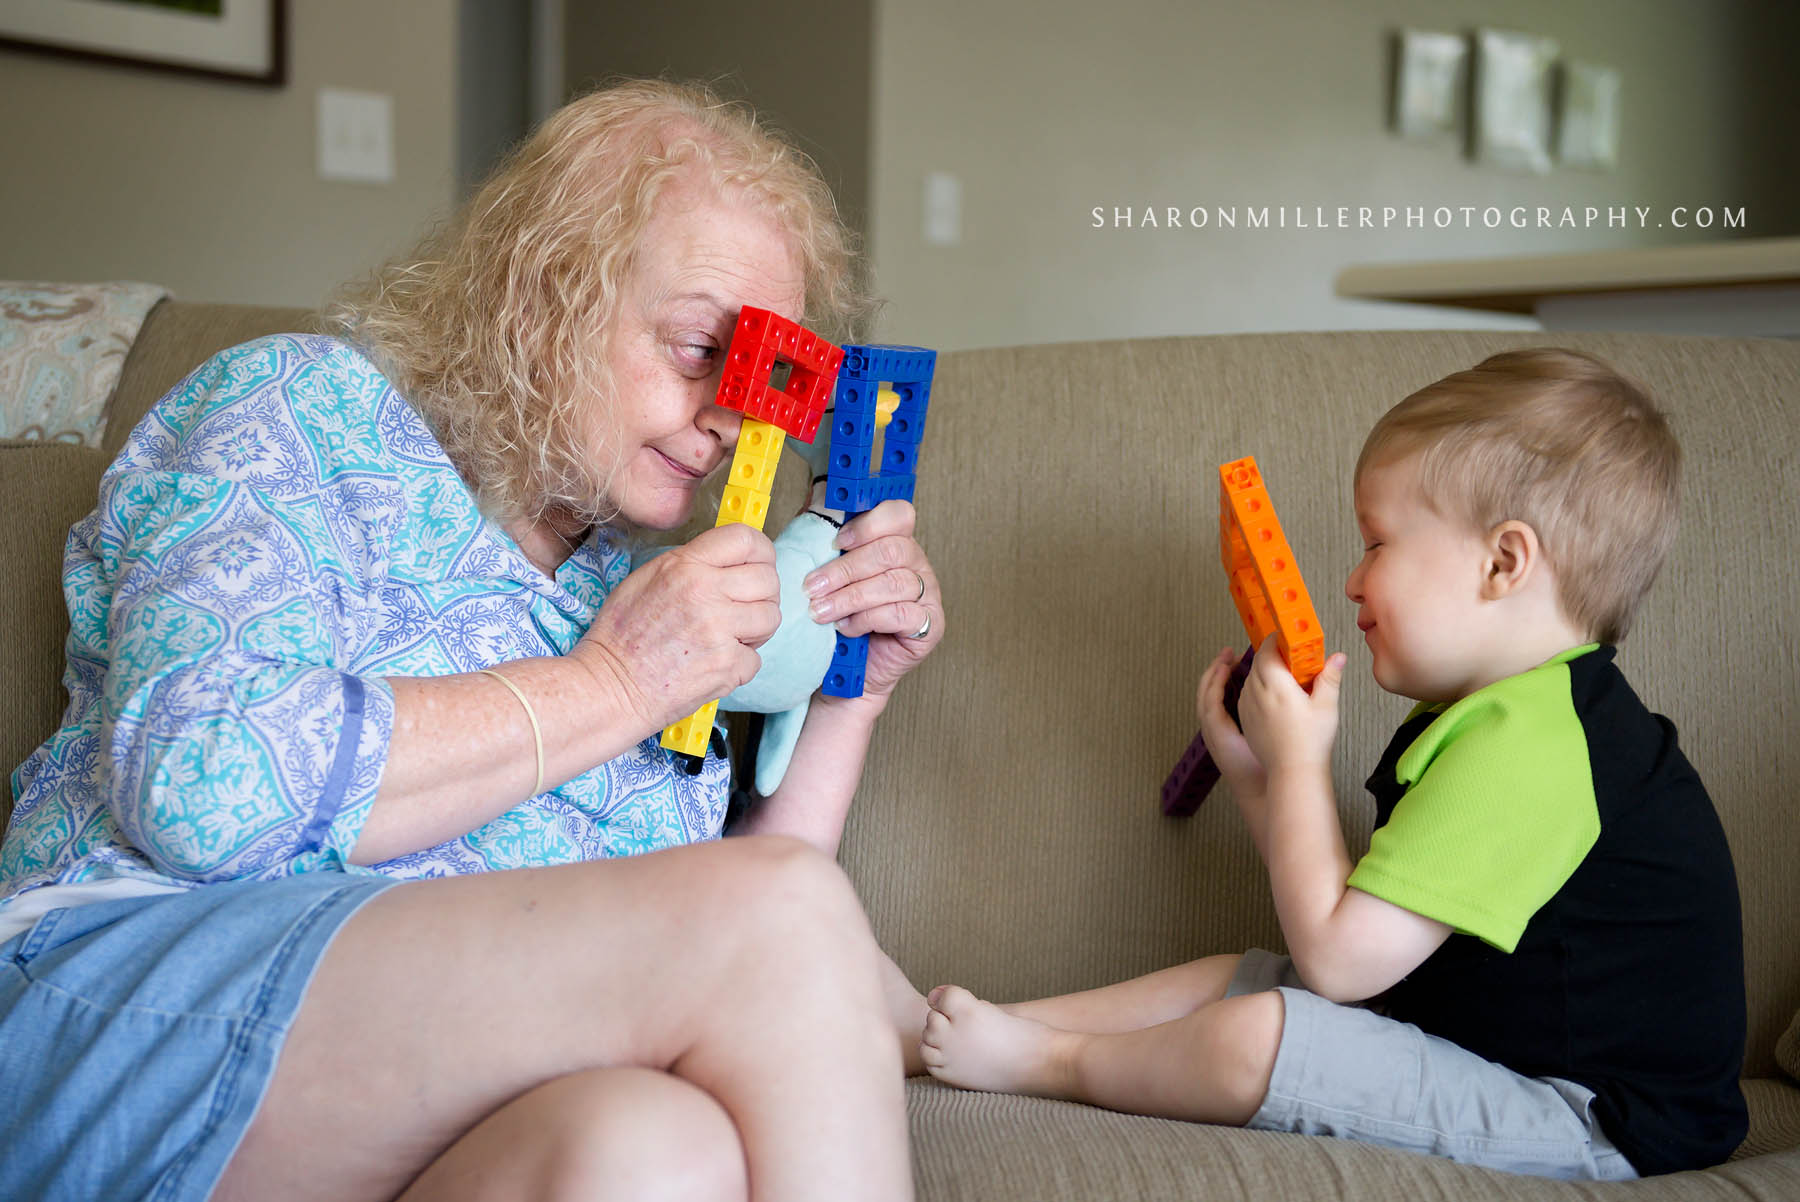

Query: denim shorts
left=1227, top=949, right=1638, bottom=1181
left=0, top=872, right=396, bottom=1202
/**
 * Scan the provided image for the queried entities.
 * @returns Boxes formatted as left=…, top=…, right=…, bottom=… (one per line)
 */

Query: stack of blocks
left=821, top=344, right=937, bottom=698
left=1218, top=455, right=1324, bottom=688
left=661, top=307, right=844, bottom=760
left=1162, top=455, right=1323, bottom=816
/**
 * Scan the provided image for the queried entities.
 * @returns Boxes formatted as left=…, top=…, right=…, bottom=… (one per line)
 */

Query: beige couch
left=5, top=302, right=1800, bottom=1199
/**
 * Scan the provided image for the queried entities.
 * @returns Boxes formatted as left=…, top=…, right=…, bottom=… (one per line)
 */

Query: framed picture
left=1558, top=61, right=1621, bottom=170
left=1391, top=30, right=1467, bottom=141
left=1471, top=28, right=1558, bottom=172
left=0, top=0, right=285, bottom=86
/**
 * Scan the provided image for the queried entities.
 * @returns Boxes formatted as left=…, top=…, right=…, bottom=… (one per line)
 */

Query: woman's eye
left=676, top=340, right=718, bottom=369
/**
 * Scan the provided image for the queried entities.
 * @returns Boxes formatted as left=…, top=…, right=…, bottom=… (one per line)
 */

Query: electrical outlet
left=317, top=88, right=395, bottom=184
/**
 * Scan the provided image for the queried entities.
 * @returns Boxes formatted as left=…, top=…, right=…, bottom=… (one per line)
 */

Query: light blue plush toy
left=633, top=428, right=844, bottom=796
left=717, top=509, right=840, bottom=795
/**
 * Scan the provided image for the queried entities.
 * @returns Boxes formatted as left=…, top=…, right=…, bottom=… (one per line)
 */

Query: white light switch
left=318, top=88, right=395, bottom=184
left=923, top=171, right=962, bottom=246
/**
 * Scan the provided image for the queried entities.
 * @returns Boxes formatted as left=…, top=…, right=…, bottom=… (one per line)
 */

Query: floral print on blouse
left=1, top=334, right=730, bottom=900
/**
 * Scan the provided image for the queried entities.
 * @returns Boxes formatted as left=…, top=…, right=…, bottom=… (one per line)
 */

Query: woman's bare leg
left=920, top=985, right=1282, bottom=1126
left=881, top=954, right=931, bottom=1076
left=212, top=836, right=910, bottom=1202
left=396, top=1067, right=747, bottom=1202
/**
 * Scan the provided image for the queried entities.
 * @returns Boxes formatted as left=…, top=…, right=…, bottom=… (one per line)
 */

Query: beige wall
left=868, top=0, right=1785, bottom=348
left=0, top=1, right=459, bottom=308
left=561, top=0, right=873, bottom=237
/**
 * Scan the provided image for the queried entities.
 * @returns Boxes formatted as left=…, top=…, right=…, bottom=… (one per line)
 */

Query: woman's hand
left=1236, top=635, right=1346, bottom=779
left=574, top=522, right=781, bottom=733
left=800, top=500, right=943, bottom=703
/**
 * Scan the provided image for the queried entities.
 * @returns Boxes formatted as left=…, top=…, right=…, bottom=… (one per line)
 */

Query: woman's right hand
left=574, top=522, right=782, bottom=733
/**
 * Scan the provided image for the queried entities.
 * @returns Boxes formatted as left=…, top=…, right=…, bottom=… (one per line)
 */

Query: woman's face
left=600, top=175, right=807, bottom=530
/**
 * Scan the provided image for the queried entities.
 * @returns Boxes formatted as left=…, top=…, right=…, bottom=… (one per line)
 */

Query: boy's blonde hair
left=325, top=77, right=872, bottom=528
left=1355, top=348, right=1681, bottom=644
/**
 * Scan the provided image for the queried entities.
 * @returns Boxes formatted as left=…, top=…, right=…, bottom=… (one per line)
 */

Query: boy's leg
left=999, top=954, right=1243, bottom=1034
left=921, top=985, right=1283, bottom=1126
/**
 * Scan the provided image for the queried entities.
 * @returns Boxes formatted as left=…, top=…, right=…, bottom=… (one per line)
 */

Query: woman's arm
left=354, top=522, right=782, bottom=863
left=730, top=693, right=885, bottom=856
left=350, top=656, right=650, bottom=864
left=730, top=498, right=943, bottom=855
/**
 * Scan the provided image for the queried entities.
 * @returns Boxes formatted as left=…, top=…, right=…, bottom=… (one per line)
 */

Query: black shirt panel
left=1364, top=648, right=1747, bottom=1175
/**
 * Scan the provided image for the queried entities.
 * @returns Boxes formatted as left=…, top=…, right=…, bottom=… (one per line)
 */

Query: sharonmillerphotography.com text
left=1090, top=204, right=1748, bottom=232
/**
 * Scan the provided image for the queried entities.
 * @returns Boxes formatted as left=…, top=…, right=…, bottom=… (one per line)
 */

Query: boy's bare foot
left=919, top=985, right=1077, bottom=1098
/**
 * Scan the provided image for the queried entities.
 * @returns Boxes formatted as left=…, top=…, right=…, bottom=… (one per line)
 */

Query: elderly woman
left=0, top=81, right=939, bottom=1202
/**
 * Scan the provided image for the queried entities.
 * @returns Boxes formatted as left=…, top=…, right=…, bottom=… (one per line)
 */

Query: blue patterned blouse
left=0, top=334, right=731, bottom=899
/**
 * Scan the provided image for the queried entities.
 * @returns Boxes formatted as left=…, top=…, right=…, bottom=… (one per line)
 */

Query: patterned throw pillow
left=0, top=281, right=168, bottom=446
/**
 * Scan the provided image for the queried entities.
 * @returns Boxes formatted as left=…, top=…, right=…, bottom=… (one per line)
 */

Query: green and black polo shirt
left=1349, top=645, right=1747, bottom=1176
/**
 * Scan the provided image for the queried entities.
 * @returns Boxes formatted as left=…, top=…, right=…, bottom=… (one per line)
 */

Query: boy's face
left=1346, top=455, right=1497, bottom=703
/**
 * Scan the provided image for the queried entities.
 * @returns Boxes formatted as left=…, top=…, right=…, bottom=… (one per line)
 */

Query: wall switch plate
left=318, top=88, right=395, bottom=183
left=923, top=171, right=962, bottom=246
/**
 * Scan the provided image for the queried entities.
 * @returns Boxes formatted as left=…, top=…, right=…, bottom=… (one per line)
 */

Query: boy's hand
left=1237, top=635, right=1346, bottom=777
left=1197, top=646, right=1268, bottom=804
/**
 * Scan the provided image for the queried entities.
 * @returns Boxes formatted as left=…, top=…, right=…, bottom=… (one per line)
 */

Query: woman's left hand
left=800, top=499, right=943, bottom=703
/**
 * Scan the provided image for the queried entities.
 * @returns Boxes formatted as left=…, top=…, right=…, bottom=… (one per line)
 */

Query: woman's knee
left=403, top=1067, right=747, bottom=1202
left=704, top=836, right=874, bottom=947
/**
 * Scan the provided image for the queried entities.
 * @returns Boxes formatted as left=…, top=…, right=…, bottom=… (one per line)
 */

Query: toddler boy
left=918, top=348, right=1747, bottom=1178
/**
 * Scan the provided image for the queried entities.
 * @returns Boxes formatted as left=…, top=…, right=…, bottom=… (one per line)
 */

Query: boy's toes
left=931, top=984, right=979, bottom=1018
left=926, top=984, right=949, bottom=1008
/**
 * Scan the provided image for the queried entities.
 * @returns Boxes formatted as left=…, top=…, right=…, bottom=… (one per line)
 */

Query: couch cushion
left=905, top=1079, right=1800, bottom=1199
left=102, top=299, right=315, bottom=456
left=1741, top=1078, right=1800, bottom=1160
left=1779, top=1012, right=1800, bottom=1083
left=1, top=439, right=108, bottom=831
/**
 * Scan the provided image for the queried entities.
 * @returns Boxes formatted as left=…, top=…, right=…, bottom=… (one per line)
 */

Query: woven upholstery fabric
left=905, top=1079, right=1800, bottom=1200
left=1739, top=1079, right=1800, bottom=1160
left=101, top=300, right=316, bottom=456
left=0, top=440, right=107, bottom=833
left=1779, top=1012, right=1800, bottom=1083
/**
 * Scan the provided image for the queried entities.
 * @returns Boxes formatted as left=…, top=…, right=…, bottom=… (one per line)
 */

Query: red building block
left=715, top=306, right=844, bottom=444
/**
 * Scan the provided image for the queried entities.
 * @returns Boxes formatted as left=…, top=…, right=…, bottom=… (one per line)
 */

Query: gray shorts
left=1228, top=949, right=1638, bottom=1181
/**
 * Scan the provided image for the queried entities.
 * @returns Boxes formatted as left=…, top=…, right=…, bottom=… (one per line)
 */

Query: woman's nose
left=696, top=393, right=745, bottom=444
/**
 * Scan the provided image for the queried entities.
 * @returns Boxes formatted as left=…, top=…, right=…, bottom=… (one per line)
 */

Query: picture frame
left=1391, top=29, right=1467, bottom=141
left=1558, top=60, right=1621, bottom=170
left=1470, top=28, right=1558, bottom=173
left=0, top=0, right=285, bottom=87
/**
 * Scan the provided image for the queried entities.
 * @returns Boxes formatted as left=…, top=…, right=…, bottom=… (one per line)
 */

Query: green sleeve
left=1347, top=658, right=1600, bottom=952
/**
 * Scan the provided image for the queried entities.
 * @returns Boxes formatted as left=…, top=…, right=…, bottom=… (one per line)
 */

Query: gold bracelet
left=478, top=668, right=544, bottom=796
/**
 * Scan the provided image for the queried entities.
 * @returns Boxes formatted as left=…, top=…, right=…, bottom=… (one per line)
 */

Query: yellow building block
left=717, top=483, right=770, bottom=530
left=660, top=699, right=717, bottom=757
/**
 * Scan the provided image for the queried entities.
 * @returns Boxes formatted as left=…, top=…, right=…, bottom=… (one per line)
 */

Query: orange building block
left=1218, top=456, right=1325, bottom=688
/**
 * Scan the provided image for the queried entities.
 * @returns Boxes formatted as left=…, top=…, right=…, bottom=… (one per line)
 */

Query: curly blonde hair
left=324, top=77, right=873, bottom=528
left=1356, top=348, right=1682, bottom=645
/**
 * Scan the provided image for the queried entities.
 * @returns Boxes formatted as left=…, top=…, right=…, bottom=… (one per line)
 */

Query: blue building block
left=840, top=345, right=936, bottom=382
left=820, top=343, right=936, bottom=699
left=821, top=633, right=869, bottom=698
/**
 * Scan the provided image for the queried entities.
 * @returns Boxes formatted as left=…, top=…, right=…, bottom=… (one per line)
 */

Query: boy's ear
left=1481, top=519, right=1541, bottom=600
